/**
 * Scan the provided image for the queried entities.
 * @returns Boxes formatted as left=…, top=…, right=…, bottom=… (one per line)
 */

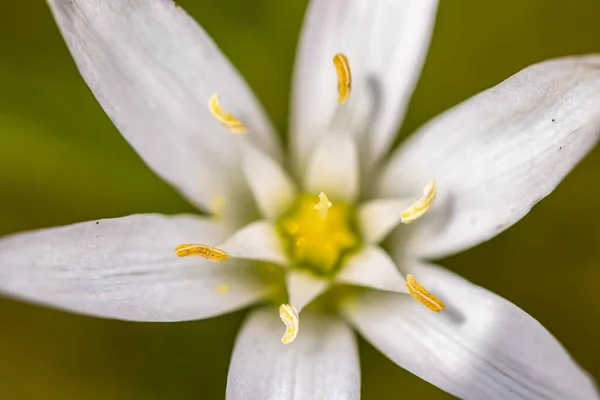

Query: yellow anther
left=313, top=192, right=333, bottom=218
left=279, top=303, right=299, bottom=344
left=208, top=93, right=247, bottom=134
left=401, top=180, right=436, bottom=224
left=333, top=53, right=352, bottom=104
left=174, top=243, right=229, bottom=262
left=405, top=274, right=445, bottom=313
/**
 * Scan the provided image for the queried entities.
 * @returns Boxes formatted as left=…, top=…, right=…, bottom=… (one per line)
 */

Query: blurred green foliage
left=1, top=1, right=600, bottom=399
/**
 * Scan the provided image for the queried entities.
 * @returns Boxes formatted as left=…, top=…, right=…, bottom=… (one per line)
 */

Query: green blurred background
left=1, top=0, right=600, bottom=398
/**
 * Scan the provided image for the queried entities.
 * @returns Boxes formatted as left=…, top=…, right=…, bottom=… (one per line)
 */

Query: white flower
left=1, top=0, right=600, bottom=398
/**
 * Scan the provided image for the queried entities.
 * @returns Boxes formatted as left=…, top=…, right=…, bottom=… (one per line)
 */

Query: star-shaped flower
left=1, top=1, right=600, bottom=399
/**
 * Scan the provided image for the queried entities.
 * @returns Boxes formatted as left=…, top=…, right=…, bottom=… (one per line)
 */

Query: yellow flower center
left=277, top=193, right=360, bottom=276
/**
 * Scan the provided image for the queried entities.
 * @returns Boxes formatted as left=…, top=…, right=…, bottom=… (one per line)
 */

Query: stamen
left=208, top=93, right=247, bottom=134
left=174, top=244, right=229, bottom=262
left=405, top=274, right=445, bottom=313
left=279, top=303, right=299, bottom=344
left=333, top=53, right=352, bottom=104
left=313, top=192, right=333, bottom=218
left=401, top=180, right=436, bottom=224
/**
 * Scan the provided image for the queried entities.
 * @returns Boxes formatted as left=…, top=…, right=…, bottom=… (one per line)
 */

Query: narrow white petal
left=378, top=56, right=600, bottom=259
left=336, top=246, right=407, bottom=293
left=304, top=132, right=359, bottom=202
left=291, top=0, right=438, bottom=172
left=286, top=270, right=330, bottom=312
left=219, top=221, right=288, bottom=266
left=358, top=198, right=411, bottom=244
left=0, top=214, right=268, bottom=321
left=227, top=308, right=360, bottom=400
left=47, top=0, right=281, bottom=218
left=241, top=141, right=297, bottom=220
left=343, top=263, right=598, bottom=400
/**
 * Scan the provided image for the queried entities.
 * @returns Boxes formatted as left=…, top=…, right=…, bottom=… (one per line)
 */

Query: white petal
left=241, top=141, right=297, bottom=220
left=219, top=221, right=288, bottom=266
left=286, top=270, right=330, bottom=312
left=343, top=263, right=598, bottom=400
left=291, top=0, right=438, bottom=172
left=336, top=246, right=407, bottom=293
left=304, top=132, right=359, bottom=202
left=378, top=56, right=600, bottom=259
left=358, top=198, right=411, bottom=244
left=226, top=308, right=360, bottom=400
left=47, top=0, right=281, bottom=218
left=0, top=214, right=268, bottom=321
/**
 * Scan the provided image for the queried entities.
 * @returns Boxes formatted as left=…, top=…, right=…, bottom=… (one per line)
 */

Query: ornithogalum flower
left=2, top=0, right=600, bottom=399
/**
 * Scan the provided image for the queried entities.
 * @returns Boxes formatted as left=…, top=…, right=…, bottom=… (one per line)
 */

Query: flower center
left=174, top=51, right=446, bottom=346
left=276, top=193, right=361, bottom=277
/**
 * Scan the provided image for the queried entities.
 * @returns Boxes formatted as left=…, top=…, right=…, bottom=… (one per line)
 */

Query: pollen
left=279, top=303, right=299, bottom=344
left=333, top=53, right=352, bottom=104
left=401, top=180, right=437, bottom=224
left=405, top=274, right=445, bottom=313
left=208, top=93, right=247, bottom=134
left=174, top=243, right=229, bottom=262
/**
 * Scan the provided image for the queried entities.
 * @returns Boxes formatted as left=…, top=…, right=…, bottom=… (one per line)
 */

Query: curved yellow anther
left=279, top=303, right=299, bottom=344
left=333, top=53, right=352, bottom=104
left=401, top=180, right=436, bottom=224
left=208, top=93, right=247, bottom=134
left=313, top=192, right=333, bottom=218
left=175, top=243, right=229, bottom=262
left=405, top=274, right=445, bottom=313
